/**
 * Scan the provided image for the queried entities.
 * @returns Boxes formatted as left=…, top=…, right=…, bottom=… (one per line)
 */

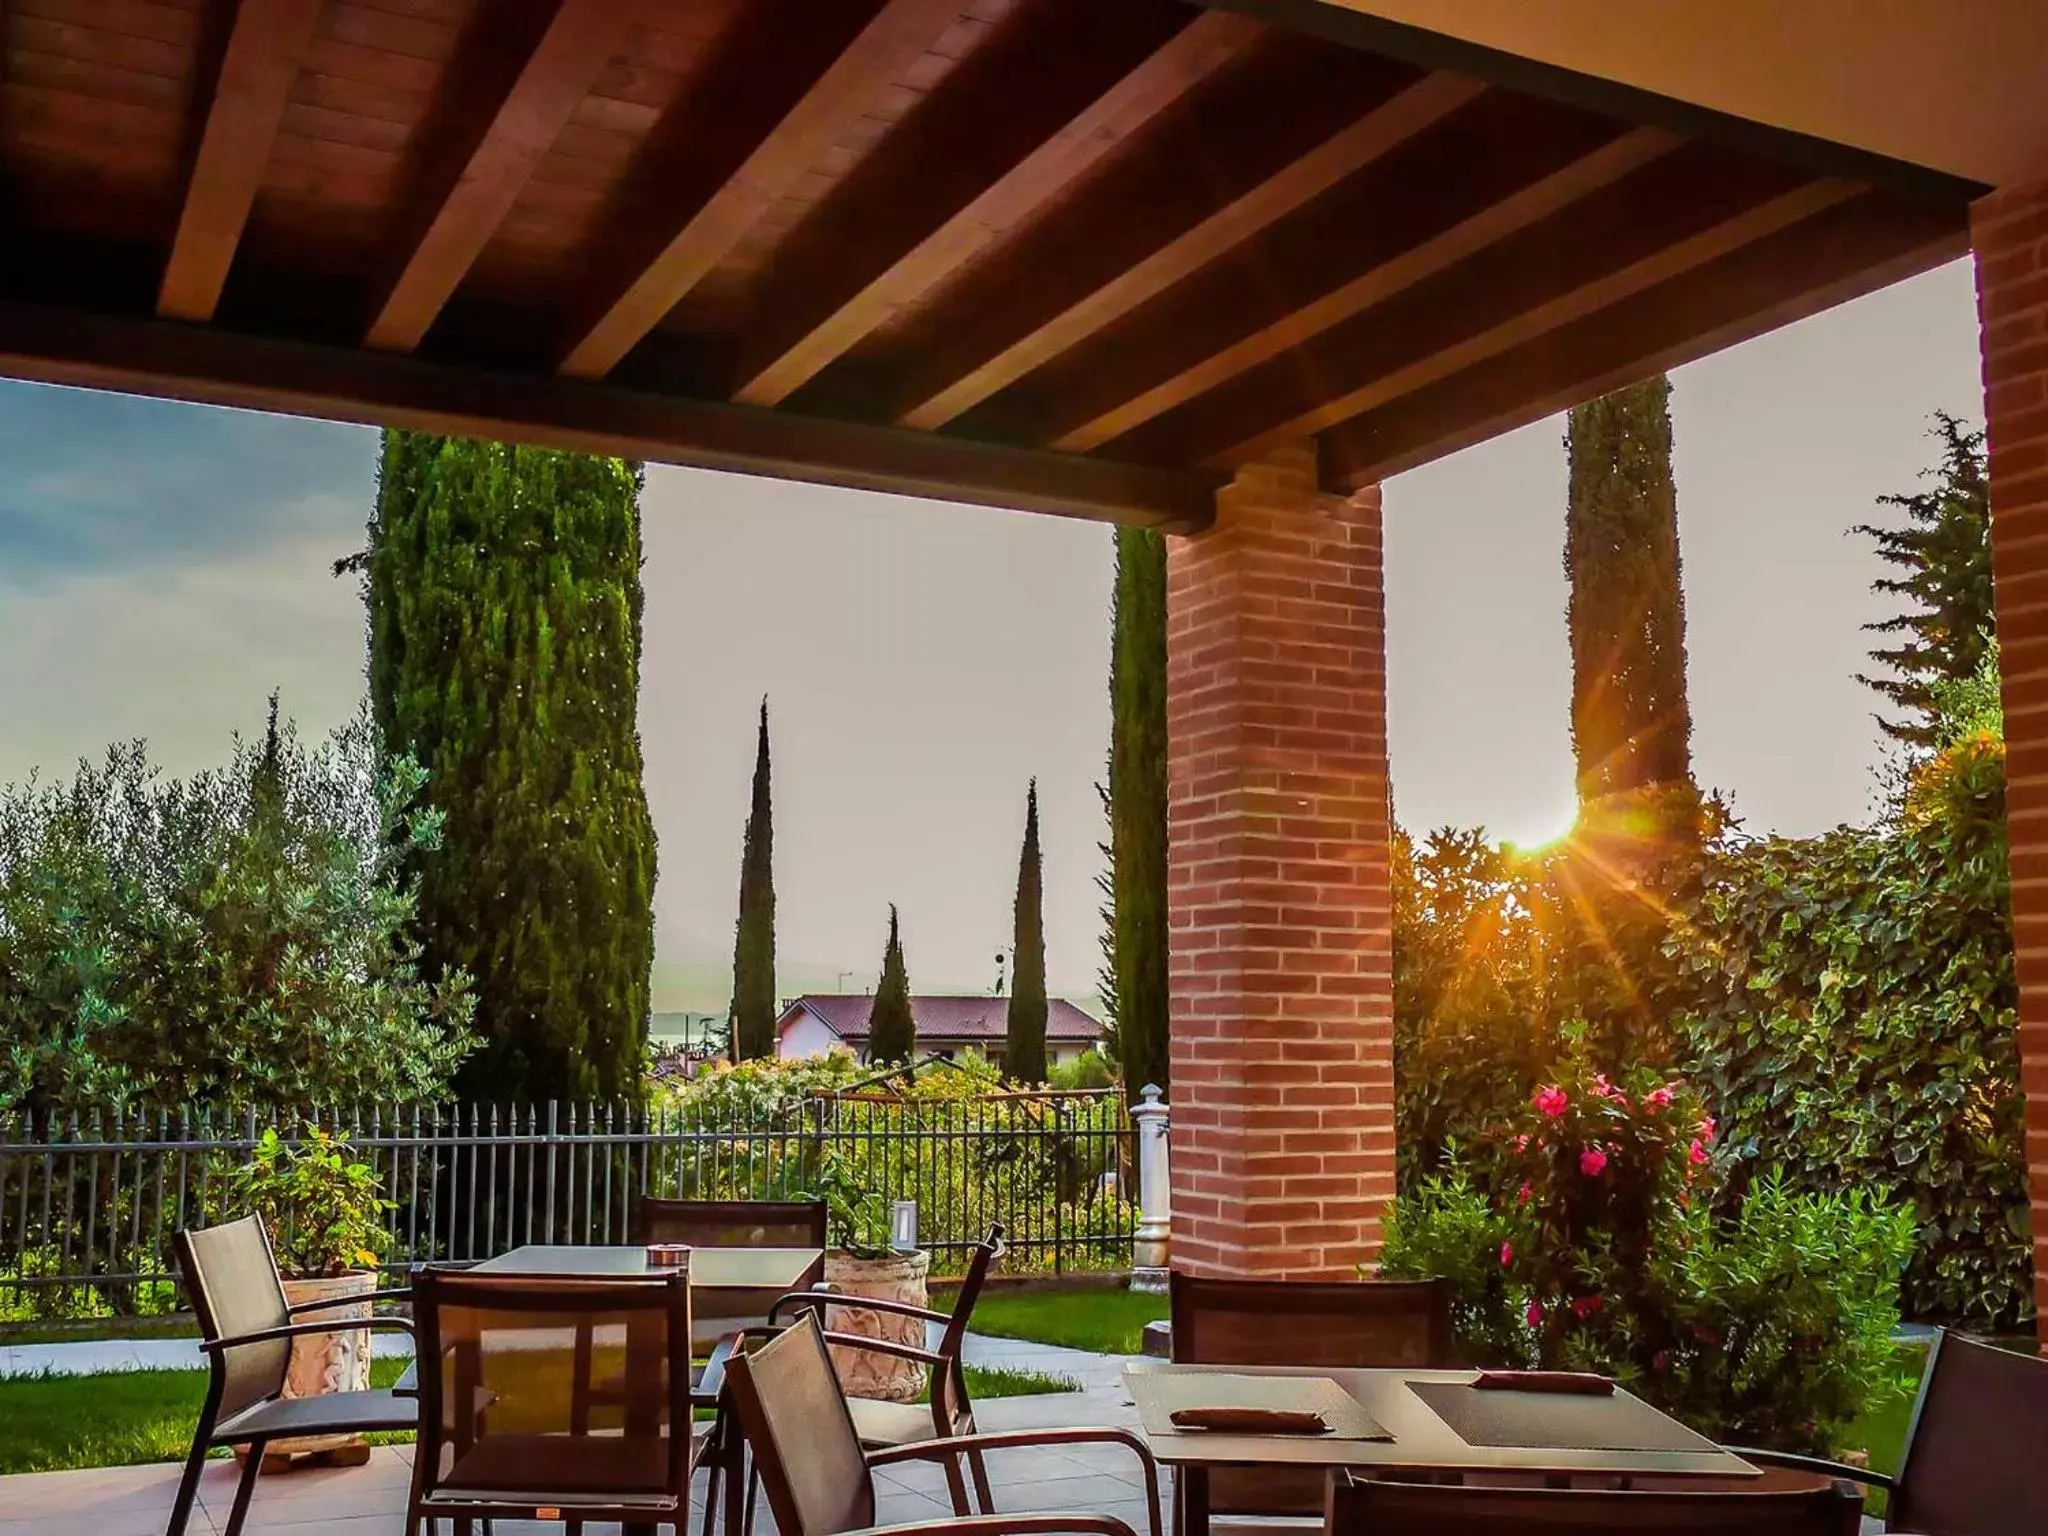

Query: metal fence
left=0, top=1090, right=1134, bottom=1319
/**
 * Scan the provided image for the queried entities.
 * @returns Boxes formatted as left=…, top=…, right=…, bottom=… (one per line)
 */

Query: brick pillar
left=1164, top=442, right=1395, bottom=1278
left=1975, top=178, right=2048, bottom=1347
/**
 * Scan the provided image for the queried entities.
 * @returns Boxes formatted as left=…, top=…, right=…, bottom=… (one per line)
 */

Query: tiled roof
left=780, top=994, right=1104, bottom=1042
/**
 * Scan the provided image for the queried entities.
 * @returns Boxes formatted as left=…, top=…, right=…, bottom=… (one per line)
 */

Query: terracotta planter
left=253, top=1270, right=377, bottom=1463
left=822, top=1250, right=931, bottom=1403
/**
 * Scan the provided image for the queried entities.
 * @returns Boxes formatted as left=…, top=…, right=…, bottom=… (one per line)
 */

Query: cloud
left=0, top=380, right=377, bottom=584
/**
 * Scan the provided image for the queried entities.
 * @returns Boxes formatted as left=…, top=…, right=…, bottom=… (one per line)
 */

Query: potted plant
left=805, top=1154, right=930, bottom=1402
left=225, top=1126, right=393, bottom=1468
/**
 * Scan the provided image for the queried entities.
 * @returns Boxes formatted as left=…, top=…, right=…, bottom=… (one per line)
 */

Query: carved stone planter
left=247, top=1270, right=377, bottom=1466
left=821, top=1250, right=931, bottom=1403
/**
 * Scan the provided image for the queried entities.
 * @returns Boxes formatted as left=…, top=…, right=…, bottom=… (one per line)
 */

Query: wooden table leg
left=1173, top=1467, right=1209, bottom=1536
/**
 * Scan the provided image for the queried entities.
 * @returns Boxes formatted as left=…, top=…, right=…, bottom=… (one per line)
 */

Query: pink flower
left=1499, top=1242, right=1514, bottom=1267
left=1688, top=1139, right=1709, bottom=1166
left=1534, top=1086, right=1569, bottom=1118
left=1517, top=1181, right=1533, bottom=1206
left=1571, top=1294, right=1604, bottom=1320
left=1525, top=1301, right=1545, bottom=1329
left=1513, top=1133, right=1530, bottom=1154
left=1579, top=1147, right=1609, bottom=1178
left=1697, top=1116, right=1717, bottom=1144
left=1592, top=1073, right=1614, bottom=1097
left=1645, top=1087, right=1674, bottom=1110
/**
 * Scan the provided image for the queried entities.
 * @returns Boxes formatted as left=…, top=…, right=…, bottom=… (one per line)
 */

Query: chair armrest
left=288, top=1287, right=413, bottom=1315
left=862, top=1517, right=1137, bottom=1536
left=203, top=1316, right=416, bottom=1353
left=821, top=1331, right=948, bottom=1368
left=1720, top=1448, right=1896, bottom=1491
left=773, top=1289, right=950, bottom=1327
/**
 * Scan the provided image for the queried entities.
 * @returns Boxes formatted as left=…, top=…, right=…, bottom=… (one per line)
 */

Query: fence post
left=1129, top=1084, right=1171, bottom=1292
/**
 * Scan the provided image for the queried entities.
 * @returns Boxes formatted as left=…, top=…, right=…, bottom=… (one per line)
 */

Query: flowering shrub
left=1380, top=1057, right=1914, bottom=1451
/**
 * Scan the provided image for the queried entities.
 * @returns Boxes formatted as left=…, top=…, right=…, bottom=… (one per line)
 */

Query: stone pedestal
left=822, top=1250, right=932, bottom=1402
left=249, top=1270, right=375, bottom=1467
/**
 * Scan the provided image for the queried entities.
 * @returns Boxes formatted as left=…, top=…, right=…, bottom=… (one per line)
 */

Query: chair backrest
left=1892, top=1328, right=2048, bottom=1536
left=935, top=1223, right=1005, bottom=1357
left=174, top=1215, right=293, bottom=1421
left=1171, top=1271, right=1452, bottom=1369
left=411, top=1267, right=693, bottom=1508
left=725, top=1313, right=878, bottom=1536
left=1173, top=1272, right=1451, bottom=1517
left=1326, top=1469, right=1864, bottom=1536
left=636, top=1197, right=827, bottom=1254
left=925, top=1222, right=1004, bottom=1429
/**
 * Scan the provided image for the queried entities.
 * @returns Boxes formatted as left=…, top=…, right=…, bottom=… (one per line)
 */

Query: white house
left=775, top=994, right=1107, bottom=1069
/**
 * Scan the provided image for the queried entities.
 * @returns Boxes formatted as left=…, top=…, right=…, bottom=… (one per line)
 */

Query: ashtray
left=645, top=1243, right=692, bottom=1269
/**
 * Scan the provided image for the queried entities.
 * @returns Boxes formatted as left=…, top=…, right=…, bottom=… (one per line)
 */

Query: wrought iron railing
left=0, top=1091, right=1134, bottom=1321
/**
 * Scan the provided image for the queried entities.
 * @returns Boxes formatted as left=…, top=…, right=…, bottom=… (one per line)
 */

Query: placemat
left=1135, top=1372, right=1388, bottom=1442
left=1407, top=1380, right=1718, bottom=1454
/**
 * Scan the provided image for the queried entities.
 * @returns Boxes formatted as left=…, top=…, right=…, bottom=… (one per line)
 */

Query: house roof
left=780, top=995, right=1105, bottom=1044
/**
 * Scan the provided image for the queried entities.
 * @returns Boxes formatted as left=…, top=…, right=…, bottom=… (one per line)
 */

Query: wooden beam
left=557, top=0, right=966, bottom=382
left=0, top=300, right=1220, bottom=532
left=1318, top=194, right=1968, bottom=487
left=365, top=0, right=639, bottom=353
left=1209, top=177, right=1856, bottom=466
left=729, top=5, right=1263, bottom=409
left=895, top=70, right=1487, bottom=431
left=1047, top=126, right=1677, bottom=452
left=157, top=0, right=324, bottom=322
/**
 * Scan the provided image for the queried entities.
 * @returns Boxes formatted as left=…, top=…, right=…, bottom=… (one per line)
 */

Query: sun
left=1501, top=800, right=1579, bottom=853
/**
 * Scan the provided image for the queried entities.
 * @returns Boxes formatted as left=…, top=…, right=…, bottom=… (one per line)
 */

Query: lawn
left=0, top=1358, right=1072, bottom=1477
left=960, top=1284, right=1166, bottom=1355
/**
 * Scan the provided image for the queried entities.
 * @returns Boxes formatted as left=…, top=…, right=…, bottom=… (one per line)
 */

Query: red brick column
left=1975, top=178, right=2048, bottom=1347
left=1164, top=442, right=1395, bottom=1278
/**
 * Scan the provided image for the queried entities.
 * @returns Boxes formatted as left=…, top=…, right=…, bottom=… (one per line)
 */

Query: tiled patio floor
left=0, top=1338, right=1166, bottom=1536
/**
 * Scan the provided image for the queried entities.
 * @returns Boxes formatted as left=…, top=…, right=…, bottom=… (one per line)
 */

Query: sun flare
left=1501, top=801, right=1580, bottom=853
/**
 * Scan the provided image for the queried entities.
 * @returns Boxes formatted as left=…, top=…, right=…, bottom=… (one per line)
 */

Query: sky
left=0, top=258, right=1988, bottom=1011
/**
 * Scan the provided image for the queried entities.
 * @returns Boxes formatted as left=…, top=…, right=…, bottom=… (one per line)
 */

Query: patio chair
left=169, top=1214, right=418, bottom=1536
left=628, top=1197, right=827, bottom=1536
left=1724, top=1327, right=2048, bottom=1535
left=1323, top=1466, right=1864, bottom=1536
left=1169, top=1271, right=1452, bottom=1526
left=405, top=1265, right=707, bottom=1534
left=769, top=1222, right=1008, bottom=1515
left=725, top=1311, right=1163, bottom=1536
left=636, top=1196, right=828, bottom=1273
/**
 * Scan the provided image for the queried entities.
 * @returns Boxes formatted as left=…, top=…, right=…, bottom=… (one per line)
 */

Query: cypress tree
left=1559, top=378, right=1698, bottom=1068
left=868, top=905, right=916, bottom=1064
left=729, top=698, right=777, bottom=1060
left=1855, top=413, right=1994, bottom=747
left=1007, top=779, right=1049, bottom=1083
left=1103, top=526, right=1169, bottom=1106
left=1564, top=377, right=1699, bottom=841
left=362, top=431, right=656, bottom=1104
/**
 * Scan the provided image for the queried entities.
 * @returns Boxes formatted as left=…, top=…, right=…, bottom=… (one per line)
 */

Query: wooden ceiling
left=0, top=0, right=1982, bottom=532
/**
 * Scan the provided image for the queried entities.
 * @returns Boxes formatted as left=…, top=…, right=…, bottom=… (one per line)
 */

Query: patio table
left=1125, top=1361, right=1758, bottom=1536
left=391, top=1242, right=822, bottom=1394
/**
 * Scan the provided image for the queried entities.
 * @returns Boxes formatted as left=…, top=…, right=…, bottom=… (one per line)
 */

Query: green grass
left=0, top=1357, right=412, bottom=1476
left=957, top=1285, right=1167, bottom=1356
left=0, top=1355, right=1073, bottom=1477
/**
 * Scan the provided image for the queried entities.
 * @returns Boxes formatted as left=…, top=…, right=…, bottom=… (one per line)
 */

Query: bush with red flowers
left=1379, top=1052, right=1914, bottom=1452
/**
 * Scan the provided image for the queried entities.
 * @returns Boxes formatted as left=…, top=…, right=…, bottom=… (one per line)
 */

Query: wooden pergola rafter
left=0, top=0, right=1982, bottom=524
